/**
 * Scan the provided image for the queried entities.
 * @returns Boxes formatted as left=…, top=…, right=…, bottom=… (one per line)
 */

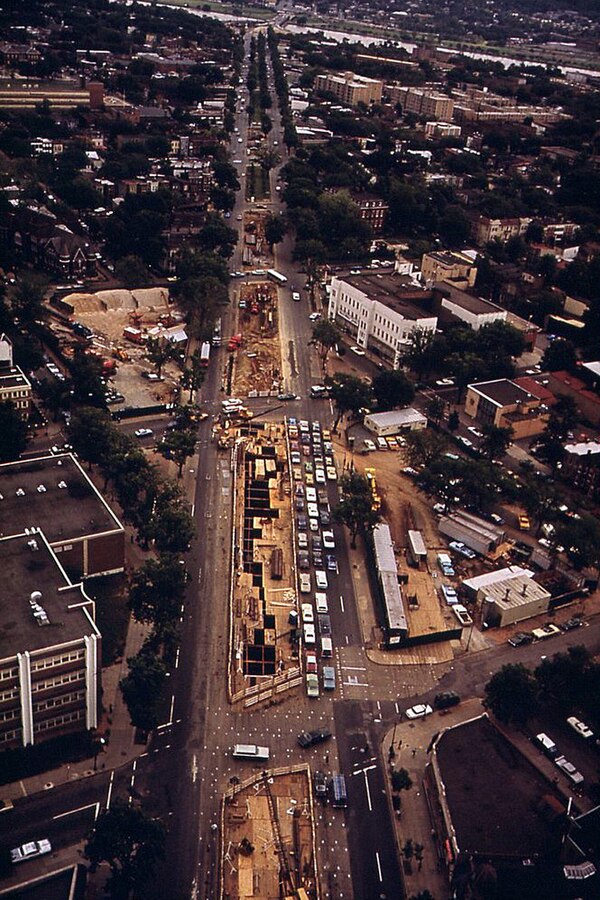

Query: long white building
left=328, top=271, right=437, bottom=369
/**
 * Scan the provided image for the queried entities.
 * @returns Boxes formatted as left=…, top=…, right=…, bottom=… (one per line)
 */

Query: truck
left=407, top=530, right=427, bottom=568
left=123, top=326, right=146, bottom=345
left=200, top=341, right=211, bottom=367
left=212, top=317, right=222, bottom=347
left=227, top=333, right=243, bottom=352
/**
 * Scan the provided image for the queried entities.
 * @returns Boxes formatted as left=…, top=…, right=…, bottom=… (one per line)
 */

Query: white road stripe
left=53, top=802, right=99, bottom=821
left=363, top=769, right=373, bottom=812
left=375, top=851, right=383, bottom=882
left=106, top=770, right=114, bottom=810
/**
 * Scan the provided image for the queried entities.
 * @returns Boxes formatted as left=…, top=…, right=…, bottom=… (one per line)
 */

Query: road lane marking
left=53, top=802, right=99, bottom=821
left=192, top=753, right=198, bottom=784
left=175, top=648, right=180, bottom=669
left=363, top=769, right=373, bottom=812
left=169, top=693, right=175, bottom=723
left=375, top=851, right=383, bottom=882
left=106, top=770, right=114, bottom=810
left=339, top=594, right=345, bottom=612
left=341, top=666, right=367, bottom=671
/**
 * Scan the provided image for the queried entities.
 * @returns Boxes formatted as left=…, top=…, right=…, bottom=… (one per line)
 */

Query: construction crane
left=261, top=771, right=297, bottom=898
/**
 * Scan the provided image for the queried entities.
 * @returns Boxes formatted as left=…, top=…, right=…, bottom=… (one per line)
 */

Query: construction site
left=241, top=208, right=272, bottom=269
left=221, top=766, right=318, bottom=900
left=228, top=420, right=302, bottom=705
left=232, top=281, right=282, bottom=397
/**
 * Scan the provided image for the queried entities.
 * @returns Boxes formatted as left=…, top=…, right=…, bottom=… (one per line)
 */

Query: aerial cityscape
left=0, top=1, right=600, bottom=898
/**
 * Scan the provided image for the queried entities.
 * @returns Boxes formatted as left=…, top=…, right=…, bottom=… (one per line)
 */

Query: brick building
left=420, top=250, right=478, bottom=288
left=389, top=86, right=454, bottom=121
left=314, top=71, right=383, bottom=106
left=0, top=334, right=32, bottom=419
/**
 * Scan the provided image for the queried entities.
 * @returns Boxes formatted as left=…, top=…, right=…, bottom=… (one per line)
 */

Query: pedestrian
left=325, top=752, right=329, bottom=764
left=411, top=748, right=417, bottom=758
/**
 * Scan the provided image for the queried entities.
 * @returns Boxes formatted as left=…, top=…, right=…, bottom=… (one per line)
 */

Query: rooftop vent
left=27, top=539, right=39, bottom=552
left=37, top=484, right=47, bottom=493
left=15, top=488, right=25, bottom=497
left=58, top=481, right=67, bottom=489
left=29, top=593, right=50, bottom=626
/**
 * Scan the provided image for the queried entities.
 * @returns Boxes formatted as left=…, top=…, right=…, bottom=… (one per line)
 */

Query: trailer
left=267, top=268, right=287, bottom=285
left=200, top=341, right=211, bottom=367
left=407, top=530, right=427, bottom=568
left=439, top=511, right=504, bottom=557
left=364, top=408, right=427, bottom=437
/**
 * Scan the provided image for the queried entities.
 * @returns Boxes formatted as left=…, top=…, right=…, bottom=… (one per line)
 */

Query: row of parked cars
left=508, top=617, right=582, bottom=647
left=287, top=417, right=338, bottom=698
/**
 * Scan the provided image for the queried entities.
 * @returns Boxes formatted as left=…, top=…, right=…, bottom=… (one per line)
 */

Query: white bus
left=267, top=269, right=287, bottom=285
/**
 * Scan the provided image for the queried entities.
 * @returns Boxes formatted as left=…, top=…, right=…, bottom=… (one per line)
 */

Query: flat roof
left=0, top=454, right=123, bottom=545
left=565, top=441, right=600, bottom=457
left=481, top=573, right=550, bottom=609
left=468, top=378, right=532, bottom=408
left=334, top=272, right=431, bottom=321
left=373, top=522, right=407, bottom=632
left=463, top=565, right=532, bottom=591
left=365, top=408, right=426, bottom=427
left=436, top=281, right=504, bottom=315
left=435, top=715, right=563, bottom=857
left=0, top=532, right=97, bottom=659
left=0, top=366, right=30, bottom=389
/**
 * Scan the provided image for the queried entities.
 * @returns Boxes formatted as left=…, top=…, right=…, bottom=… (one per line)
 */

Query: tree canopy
left=484, top=663, right=538, bottom=724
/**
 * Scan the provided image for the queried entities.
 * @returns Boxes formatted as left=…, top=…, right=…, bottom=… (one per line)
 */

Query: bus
left=267, top=269, right=287, bottom=285
left=212, top=317, right=222, bottom=347
left=200, top=341, right=211, bottom=367
left=330, top=774, right=348, bottom=808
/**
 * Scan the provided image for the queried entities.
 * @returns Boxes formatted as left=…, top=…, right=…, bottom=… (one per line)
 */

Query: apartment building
left=348, top=192, right=389, bottom=233
left=0, top=531, right=100, bottom=749
left=328, top=271, right=437, bottom=369
left=472, top=215, right=533, bottom=246
left=389, top=86, right=454, bottom=121
left=562, top=441, right=600, bottom=499
left=420, top=250, right=478, bottom=288
left=424, top=121, right=461, bottom=138
left=314, top=71, right=383, bottom=106
left=0, top=79, right=104, bottom=110
left=0, top=334, right=31, bottom=419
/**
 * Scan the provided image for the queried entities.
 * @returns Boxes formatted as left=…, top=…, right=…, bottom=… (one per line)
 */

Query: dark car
left=318, top=614, right=331, bottom=636
left=325, top=554, right=337, bottom=572
left=297, top=728, right=332, bottom=749
left=434, top=691, right=461, bottom=710
left=320, top=509, right=331, bottom=526
left=295, top=497, right=305, bottom=512
left=313, top=551, right=323, bottom=568
left=562, top=617, right=583, bottom=631
left=508, top=631, right=534, bottom=647
left=298, top=551, right=310, bottom=571
left=314, top=770, right=328, bottom=800
left=297, top=514, right=308, bottom=531
left=312, top=535, right=322, bottom=552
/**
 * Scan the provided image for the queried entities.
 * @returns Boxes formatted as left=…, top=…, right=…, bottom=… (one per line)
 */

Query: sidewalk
left=381, top=698, right=484, bottom=900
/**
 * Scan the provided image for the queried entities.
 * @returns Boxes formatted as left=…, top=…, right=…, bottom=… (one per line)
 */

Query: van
left=321, top=636, right=333, bottom=658
left=315, top=592, right=328, bottom=614
left=233, top=744, right=270, bottom=761
left=535, top=732, right=558, bottom=759
left=330, top=774, right=348, bottom=808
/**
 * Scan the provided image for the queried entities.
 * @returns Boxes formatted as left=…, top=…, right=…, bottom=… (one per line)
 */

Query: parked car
left=134, top=428, right=153, bottom=439
left=315, top=570, right=328, bottom=589
left=315, top=592, right=328, bottom=613
left=405, top=704, right=433, bottom=720
left=518, top=514, right=531, bottom=530
left=322, top=531, right=335, bottom=549
left=441, top=584, right=458, bottom=605
left=322, top=666, right=336, bottom=690
left=452, top=604, right=473, bottom=626
left=508, top=631, right=533, bottom=647
left=306, top=673, right=320, bottom=698
left=306, top=653, right=318, bottom=674
left=434, top=691, right=460, bottom=710
left=297, top=728, right=331, bottom=749
left=303, top=622, right=316, bottom=645
left=325, top=554, right=337, bottom=572
left=363, top=439, right=377, bottom=452
left=301, top=603, right=314, bottom=624
left=567, top=716, right=594, bottom=740
left=448, top=541, right=477, bottom=559
left=562, top=617, right=583, bottom=631
left=313, top=770, right=328, bottom=799
left=299, top=573, right=311, bottom=594
left=11, top=840, right=52, bottom=864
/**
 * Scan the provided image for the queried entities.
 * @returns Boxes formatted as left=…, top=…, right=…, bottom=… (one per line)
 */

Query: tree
left=85, top=800, right=166, bottom=899
left=425, top=395, right=445, bottom=425
left=114, top=255, right=150, bottom=288
left=312, top=319, right=340, bottom=369
left=404, top=430, right=448, bottom=468
left=447, top=410, right=460, bottom=433
left=10, top=273, right=48, bottom=326
left=129, top=553, right=187, bottom=635
left=334, top=470, right=381, bottom=548
left=391, top=768, right=413, bottom=792
left=535, top=646, right=591, bottom=708
left=403, top=327, right=436, bottom=377
left=146, top=337, right=173, bottom=379
left=119, top=647, right=167, bottom=733
left=372, top=370, right=415, bottom=412
left=68, top=407, right=117, bottom=468
left=538, top=396, right=578, bottom=470
left=257, top=147, right=281, bottom=174
left=555, top=513, right=600, bottom=570
left=0, top=401, right=29, bottom=461
left=69, top=349, right=107, bottom=407
left=176, top=276, right=228, bottom=340
left=542, top=338, right=577, bottom=372
left=159, top=428, right=197, bottom=477
left=264, top=213, right=287, bottom=249
left=484, top=664, right=538, bottom=724
left=181, top=350, right=205, bottom=402
left=480, top=424, right=513, bottom=461
left=326, top=373, right=372, bottom=432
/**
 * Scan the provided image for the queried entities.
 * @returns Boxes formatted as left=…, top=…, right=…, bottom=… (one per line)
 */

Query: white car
left=306, top=487, right=317, bottom=503
left=298, top=531, right=308, bottom=549
left=308, top=517, right=319, bottom=533
left=364, top=439, right=377, bottom=452
left=307, top=502, right=319, bottom=519
left=350, top=345, right=365, bottom=356
left=306, top=672, right=320, bottom=697
left=452, top=604, right=473, bottom=626
left=326, top=467, right=337, bottom=482
left=315, top=569, right=328, bottom=589
left=322, top=531, right=335, bottom=549
left=11, top=840, right=52, bottom=864
left=405, top=704, right=433, bottom=720
left=303, top=622, right=316, bottom=645
left=315, top=468, right=326, bottom=484
left=315, top=592, right=328, bottom=613
left=300, top=573, right=311, bottom=593
left=567, top=716, right=594, bottom=739
left=309, top=312, right=321, bottom=321
left=134, top=428, right=153, bottom=439
left=301, top=602, right=314, bottom=624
